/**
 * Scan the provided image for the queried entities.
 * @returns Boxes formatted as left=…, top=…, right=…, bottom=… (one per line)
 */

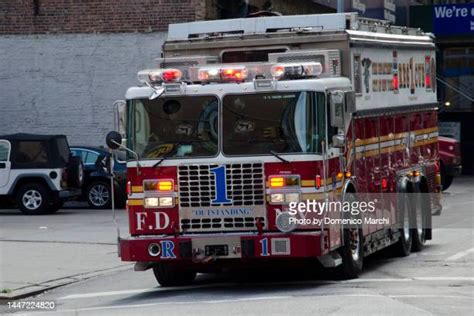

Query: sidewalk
left=0, top=204, right=131, bottom=300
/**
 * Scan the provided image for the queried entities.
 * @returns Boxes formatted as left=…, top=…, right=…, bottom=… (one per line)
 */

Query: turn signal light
left=143, top=179, right=175, bottom=192
left=158, top=180, right=173, bottom=192
left=268, top=175, right=300, bottom=188
left=269, top=176, right=285, bottom=188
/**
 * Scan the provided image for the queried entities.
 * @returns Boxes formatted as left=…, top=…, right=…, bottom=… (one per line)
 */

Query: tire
left=86, top=181, right=111, bottom=209
left=337, top=227, right=364, bottom=279
left=153, top=263, right=196, bottom=287
left=16, top=183, right=51, bottom=215
left=392, top=193, right=412, bottom=257
left=411, top=187, right=426, bottom=252
left=440, top=163, right=454, bottom=191
left=67, top=156, right=84, bottom=188
left=441, top=175, right=453, bottom=191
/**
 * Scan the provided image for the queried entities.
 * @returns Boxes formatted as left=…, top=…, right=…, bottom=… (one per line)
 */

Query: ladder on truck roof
left=167, top=13, right=427, bottom=41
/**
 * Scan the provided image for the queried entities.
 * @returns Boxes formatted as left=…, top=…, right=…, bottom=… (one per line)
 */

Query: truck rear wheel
left=392, top=194, right=412, bottom=257
left=411, top=188, right=426, bottom=252
left=153, top=263, right=196, bottom=287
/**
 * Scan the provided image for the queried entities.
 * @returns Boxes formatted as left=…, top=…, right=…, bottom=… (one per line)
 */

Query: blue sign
left=433, top=4, right=474, bottom=36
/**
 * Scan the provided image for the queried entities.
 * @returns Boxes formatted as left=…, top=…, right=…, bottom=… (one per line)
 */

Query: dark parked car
left=70, top=146, right=127, bottom=209
left=0, top=134, right=83, bottom=214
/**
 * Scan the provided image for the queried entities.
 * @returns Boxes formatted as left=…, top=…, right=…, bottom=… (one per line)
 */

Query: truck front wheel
left=153, top=263, right=196, bottom=287
left=336, top=227, right=364, bottom=279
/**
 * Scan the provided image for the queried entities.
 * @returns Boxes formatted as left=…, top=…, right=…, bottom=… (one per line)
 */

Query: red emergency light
left=198, top=66, right=248, bottom=82
left=137, top=68, right=182, bottom=84
left=161, top=69, right=182, bottom=82
left=392, top=73, right=399, bottom=91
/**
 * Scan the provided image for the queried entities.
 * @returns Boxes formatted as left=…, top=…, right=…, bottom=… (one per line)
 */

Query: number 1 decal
left=210, top=165, right=232, bottom=204
left=260, top=238, right=269, bottom=256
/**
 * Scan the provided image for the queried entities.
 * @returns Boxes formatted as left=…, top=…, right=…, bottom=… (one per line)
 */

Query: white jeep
left=0, top=134, right=83, bottom=214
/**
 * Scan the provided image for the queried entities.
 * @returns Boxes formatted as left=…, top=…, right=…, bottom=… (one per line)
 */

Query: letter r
left=160, top=240, right=176, bottom=259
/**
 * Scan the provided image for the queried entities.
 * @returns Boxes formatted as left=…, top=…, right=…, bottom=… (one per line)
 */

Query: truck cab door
left=0, top=140, right=12, bottom=188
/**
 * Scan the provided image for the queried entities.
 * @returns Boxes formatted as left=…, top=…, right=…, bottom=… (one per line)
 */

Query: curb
left=0, top=264, right=133, bottom=302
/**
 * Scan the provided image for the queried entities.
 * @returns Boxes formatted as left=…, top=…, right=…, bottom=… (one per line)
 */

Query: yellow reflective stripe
left=128, top=199, right=143, bottom=206
left=131, top=186, right=143, bottom=193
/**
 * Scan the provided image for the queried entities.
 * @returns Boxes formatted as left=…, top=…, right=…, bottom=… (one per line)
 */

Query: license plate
left=205, top=244, right=229, bottom=256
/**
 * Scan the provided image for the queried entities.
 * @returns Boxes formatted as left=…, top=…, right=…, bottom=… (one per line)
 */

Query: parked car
left=70, top=146, right=127, bottom=209
left=0, top=133, right=83, bottom=214
left=438, top=136, right=462, bottom=191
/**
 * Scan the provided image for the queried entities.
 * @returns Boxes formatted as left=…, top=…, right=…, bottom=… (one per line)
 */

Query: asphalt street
left=0, top=177, right=473, bottom=316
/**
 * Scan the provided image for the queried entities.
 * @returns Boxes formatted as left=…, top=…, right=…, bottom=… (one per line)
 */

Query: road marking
left=58, top=276, right=474, bottom=300
left=446, top=248, right=474, bottom=261
left=388, top=294, right=473, bottom=300
left=59, top=283, right=229, bottom=300
left=28, top=293, right=474, bottom=315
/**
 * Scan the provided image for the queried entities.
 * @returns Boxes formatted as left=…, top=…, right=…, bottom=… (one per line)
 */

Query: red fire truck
left=106, top=13, right=442, bottom=286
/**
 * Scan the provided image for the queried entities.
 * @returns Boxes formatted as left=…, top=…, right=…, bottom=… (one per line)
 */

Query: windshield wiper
left=269, top=150, right=289, bottom=163
left=152, top=143, right=183, bottom=168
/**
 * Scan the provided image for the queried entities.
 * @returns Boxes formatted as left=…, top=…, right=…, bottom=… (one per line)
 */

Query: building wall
left=0, top=0, right=200, bottom=34
left=0, top=32, right=166, bottom=146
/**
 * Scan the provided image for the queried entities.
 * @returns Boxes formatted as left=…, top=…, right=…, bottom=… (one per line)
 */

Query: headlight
left=144, top=197, right=159, bottom=208
left=285, top=193, right=300, bottom=203
left=270, top=193, right=285, bottom=203
left=159, top=197, right=174, bottom=207
left=275, top=212, right=297, bottom=233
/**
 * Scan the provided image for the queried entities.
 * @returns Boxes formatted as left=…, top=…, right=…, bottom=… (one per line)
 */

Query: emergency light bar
left=137, top=68, right=182, bottom=84
left=271, top=62, right=323, bottom=79
left=137, top=62, right=325, bottom=86
left=198, top=66, right=248, bottom=82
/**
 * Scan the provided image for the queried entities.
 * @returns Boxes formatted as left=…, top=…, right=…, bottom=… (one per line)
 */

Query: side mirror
left=113, top=100, right=126, bottom=138
left=330, top=91, right=344, bottom=128
left=106, top=131, right=122, bottom=150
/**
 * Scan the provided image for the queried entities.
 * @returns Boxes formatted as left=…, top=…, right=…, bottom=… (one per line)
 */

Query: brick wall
left=0, top=0, right=202, bottom=34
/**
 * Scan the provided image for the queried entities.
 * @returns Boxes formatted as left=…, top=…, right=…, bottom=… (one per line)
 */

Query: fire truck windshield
left=127, top=95, right=219, bottom=159
left=223, top=92, right=326, bottom=155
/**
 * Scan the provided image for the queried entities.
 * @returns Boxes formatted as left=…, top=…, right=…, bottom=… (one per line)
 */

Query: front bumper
left=120, top=231, right=325, bottom=262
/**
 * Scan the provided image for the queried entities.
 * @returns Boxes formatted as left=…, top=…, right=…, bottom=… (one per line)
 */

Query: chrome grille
left=181, top=217, right=265, bottom=230
left=178, top=163, right=265, bottom=208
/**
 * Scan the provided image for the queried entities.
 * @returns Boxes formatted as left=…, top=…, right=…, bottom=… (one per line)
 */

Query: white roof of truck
left=168, top=13, right=347, bottom=41
left=167, top=12, right=432, bottom=43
